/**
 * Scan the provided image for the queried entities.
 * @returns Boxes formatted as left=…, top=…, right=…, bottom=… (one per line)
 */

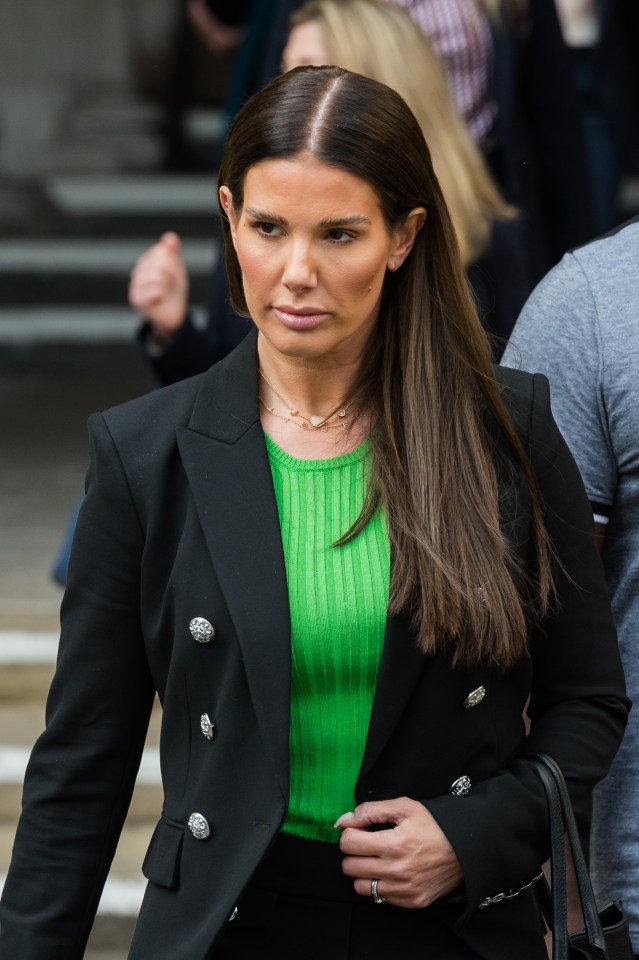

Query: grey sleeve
left=501, top=253, right=616, bottom=509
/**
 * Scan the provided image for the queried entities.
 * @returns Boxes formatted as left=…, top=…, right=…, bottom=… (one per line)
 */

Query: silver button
left=190, top=617, right=215, bottom=644
left=188, top=812, right=211, bottom=839
left=464, top=686, right=486, bottom=709
left=228, top=906, right=238, bottom=921
left=450, top=776, right=471, bottom=796
left=200, top=713, right=215, bottom=740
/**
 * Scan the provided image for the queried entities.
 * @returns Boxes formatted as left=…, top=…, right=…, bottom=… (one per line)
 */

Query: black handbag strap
left=529, top=754, right=608, bottom=960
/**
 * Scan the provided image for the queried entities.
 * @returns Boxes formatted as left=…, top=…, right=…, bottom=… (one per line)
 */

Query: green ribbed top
left=265, top=434, right=390, bottom=843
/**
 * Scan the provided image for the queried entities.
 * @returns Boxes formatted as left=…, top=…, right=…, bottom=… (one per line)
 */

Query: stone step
left=44, top=174, right=221, bottom=239
left=46, top=174, right=218, bottom=218
left=0, top=237, right=217, bottom=306
left=0, top=304, right=210, bottom=345
left=0, top=631, right=57, bottom=699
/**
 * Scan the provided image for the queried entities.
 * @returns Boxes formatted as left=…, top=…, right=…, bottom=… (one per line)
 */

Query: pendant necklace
left=258, top=368, right=351, bottom=432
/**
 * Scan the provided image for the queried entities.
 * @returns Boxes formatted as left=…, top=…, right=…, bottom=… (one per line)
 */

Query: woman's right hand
left=128, top=232, right=190, bottom=344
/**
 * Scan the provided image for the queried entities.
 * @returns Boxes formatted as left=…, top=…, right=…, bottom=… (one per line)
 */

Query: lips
left=272, top=306, right=328, bottom=330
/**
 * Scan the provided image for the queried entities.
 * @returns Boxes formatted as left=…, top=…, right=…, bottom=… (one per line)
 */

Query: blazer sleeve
left=136, top=262, right=251, bottom=386
left=423, top=372, right=629, bottom=927
left=0, top=414, right=156, bottom=960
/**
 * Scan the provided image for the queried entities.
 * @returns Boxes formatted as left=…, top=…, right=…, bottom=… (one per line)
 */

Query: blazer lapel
left=358, top=610, right=427, bottom=782
left=176, top=332, right=291, bottom=801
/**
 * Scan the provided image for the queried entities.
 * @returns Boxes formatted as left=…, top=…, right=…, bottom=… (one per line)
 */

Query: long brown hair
left=218, top=66, right=553, bottom=668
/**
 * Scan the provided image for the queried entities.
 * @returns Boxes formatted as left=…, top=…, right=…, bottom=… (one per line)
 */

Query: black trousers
left=211, top=832, right=538, bottom=960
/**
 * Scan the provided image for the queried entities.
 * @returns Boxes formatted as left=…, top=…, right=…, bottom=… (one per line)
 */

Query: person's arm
left=503, top=249, right=617, bottom=536
left=0, top=415, right=155, bottom=959
left=136, top=310, right=219, bottom=385
left=188, top=0, right=246, bottom=54
left=132, top=233, right=251, bottom=385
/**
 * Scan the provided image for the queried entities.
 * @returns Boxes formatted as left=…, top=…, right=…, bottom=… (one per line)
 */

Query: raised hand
left=128, top=232, right=189, bottom=344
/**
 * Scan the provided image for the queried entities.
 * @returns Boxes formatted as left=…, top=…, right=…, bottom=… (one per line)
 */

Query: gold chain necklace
left=258, top=395, right=353, bottom=431
left=258, top=368, right=350, bottom=431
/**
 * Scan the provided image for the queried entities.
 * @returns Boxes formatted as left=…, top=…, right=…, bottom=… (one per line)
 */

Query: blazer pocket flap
left=142, top=818, right=184, bottom=889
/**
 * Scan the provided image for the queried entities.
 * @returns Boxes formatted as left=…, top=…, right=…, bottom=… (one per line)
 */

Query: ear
left=219, top=186, right=239, bottom=246
left=388, top=207, right=427, bottom=271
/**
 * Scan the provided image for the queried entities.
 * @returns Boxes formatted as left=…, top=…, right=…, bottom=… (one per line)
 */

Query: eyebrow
left=245, top=207, right=289, bottom=226
left=320, top=215, right=371, bottom=228
left=244, top=207, right=371, bottom=229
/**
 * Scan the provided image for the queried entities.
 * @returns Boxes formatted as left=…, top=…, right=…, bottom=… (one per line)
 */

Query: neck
left=257, top=335, right=363, bottom=417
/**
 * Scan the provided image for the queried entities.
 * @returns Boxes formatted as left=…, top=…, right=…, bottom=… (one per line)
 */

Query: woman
left=131, top=0, right=522, bottom=394
left=0, top=67, right=628, bottom=960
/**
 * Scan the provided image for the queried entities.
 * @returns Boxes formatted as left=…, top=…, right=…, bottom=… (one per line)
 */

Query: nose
left=281, top=239, right=317, bottom=292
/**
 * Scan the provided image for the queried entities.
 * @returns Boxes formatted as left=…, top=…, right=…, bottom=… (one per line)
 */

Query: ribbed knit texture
left=265, top=434, right=390, bottom=843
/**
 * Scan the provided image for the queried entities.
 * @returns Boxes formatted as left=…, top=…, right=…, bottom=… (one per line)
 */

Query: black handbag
left=529, top=753, right=633, bottom=960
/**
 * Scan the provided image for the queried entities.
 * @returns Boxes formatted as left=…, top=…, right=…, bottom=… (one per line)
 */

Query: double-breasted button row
left=449, top=687, right=484, bottom=794
left=463, top=685, right=486, bottom=709
left=450, top=775, right=471, bottom=796
left=188, top=812, right=211, bottom=840
left=200, top=712, right=216, bottom=740
left=190, top=617, right=215, bottom=644
left=188, top=710, right=216, bottom=839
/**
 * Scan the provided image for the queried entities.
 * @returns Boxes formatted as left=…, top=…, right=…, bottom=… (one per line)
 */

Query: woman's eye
left=326, top=229, right=355, bottom=243
left=252, top=221, right=282, bottom=237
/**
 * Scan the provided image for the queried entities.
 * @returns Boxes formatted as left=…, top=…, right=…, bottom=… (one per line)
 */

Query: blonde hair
left=289, top=0, right=515, bottom=266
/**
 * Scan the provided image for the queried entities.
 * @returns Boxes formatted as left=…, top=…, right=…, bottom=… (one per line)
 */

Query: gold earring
left=389, top=261, right=399, bottom=272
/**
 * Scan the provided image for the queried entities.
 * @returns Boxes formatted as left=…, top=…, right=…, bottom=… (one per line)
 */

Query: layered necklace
left=258, top=368, right=353, bottom=432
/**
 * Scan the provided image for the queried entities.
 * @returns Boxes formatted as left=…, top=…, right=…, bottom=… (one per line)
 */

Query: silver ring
left=371, top=878, right=386, bottom=904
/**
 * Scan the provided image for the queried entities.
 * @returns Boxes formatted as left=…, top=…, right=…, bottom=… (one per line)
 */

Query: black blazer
left=0, top=332, right=628, bottom=960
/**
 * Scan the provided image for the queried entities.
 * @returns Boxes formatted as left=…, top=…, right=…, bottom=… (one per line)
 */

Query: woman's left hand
left=336, top=797, right=463, bottom=908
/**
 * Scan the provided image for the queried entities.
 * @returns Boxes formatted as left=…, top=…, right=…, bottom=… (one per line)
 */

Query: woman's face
left=219, top=153, right=424, bottom=365
left=281, top=21, right=329, bottom=71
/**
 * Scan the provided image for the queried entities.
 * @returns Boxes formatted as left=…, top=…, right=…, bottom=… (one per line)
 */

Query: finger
left=130, top=239, right=181, bottom=279
left=351, top=877, right=424, bottom=909
left=135, top=273, right=170, bottom=292
left=339, top=825, right=395, bottom=858
left=353, top=876, right=386, bottom=901
left=335, top=797, right=417, bottom=831
left=130, top=264, right=173, bottom=294
left=341, top=854, right=384, bottom=879
left=160, top=231, right=182, bottom=254
left=128, top=279, right=163, bottom=305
